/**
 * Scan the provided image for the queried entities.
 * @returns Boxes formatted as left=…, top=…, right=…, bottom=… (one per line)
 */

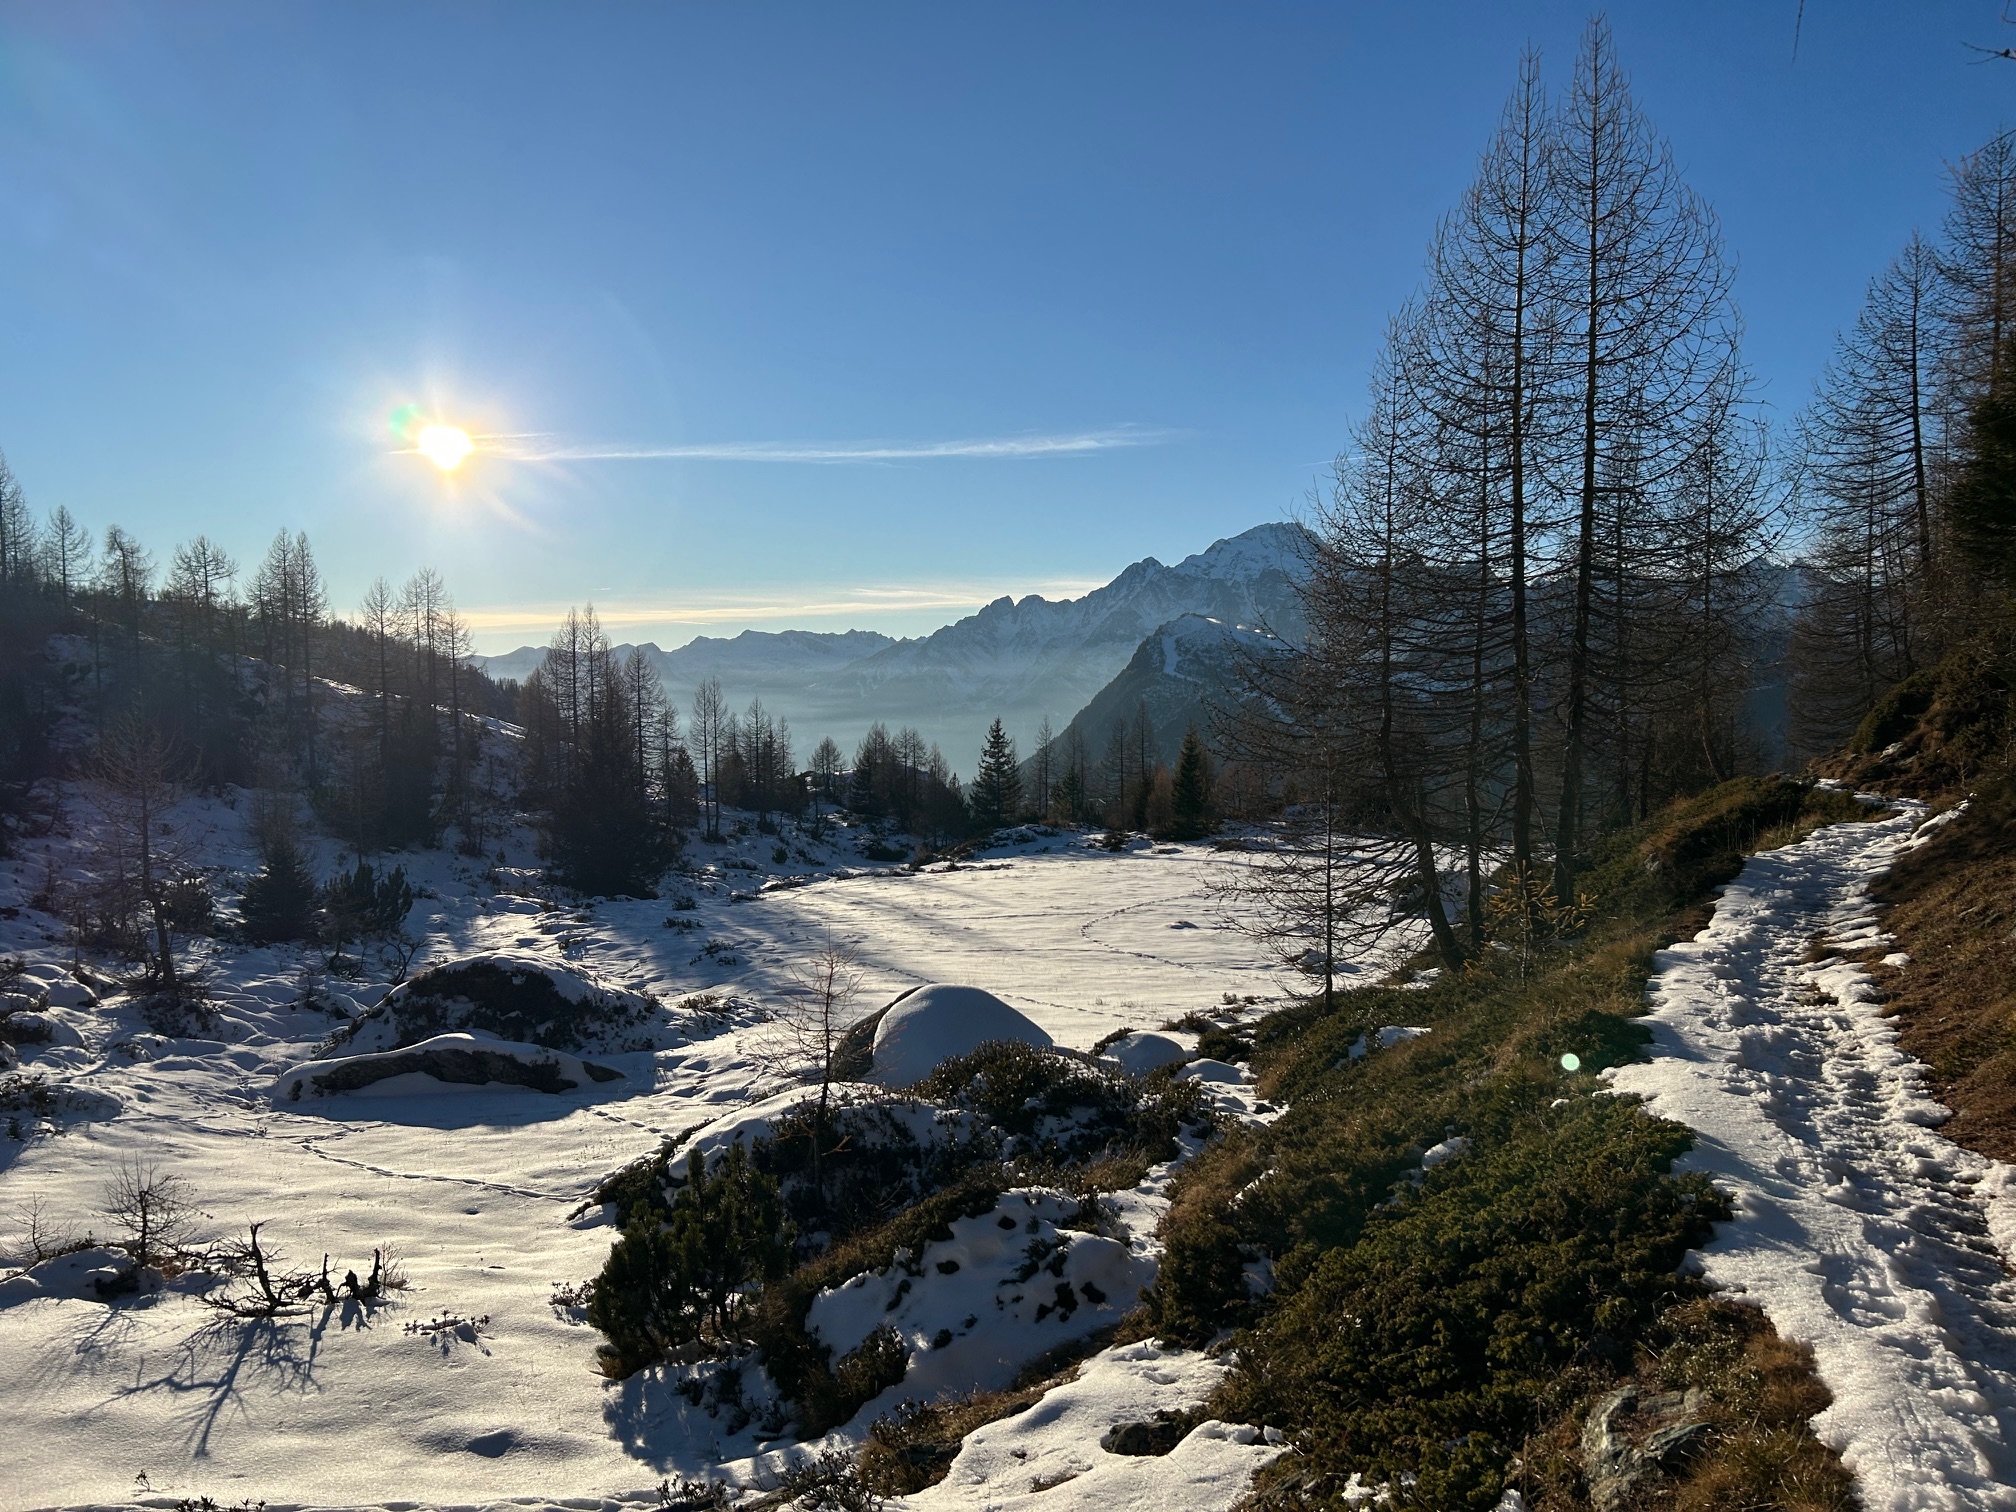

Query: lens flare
left=1560, top=1052, right=1582, bottom=1073
left=416, top=424, right=474, bottom=471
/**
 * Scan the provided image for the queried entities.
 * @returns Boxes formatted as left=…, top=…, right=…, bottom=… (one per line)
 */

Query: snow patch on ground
left=1611, top=801, right=2016, bottom=1511
left=894, top=1341, right=1284, bottom=1512
left=809, top=1188, right=1154, bottom=1404
left=0, top=796, right=1323, bottom=1509
left=1346, top=1024, right=1430, bottom=1061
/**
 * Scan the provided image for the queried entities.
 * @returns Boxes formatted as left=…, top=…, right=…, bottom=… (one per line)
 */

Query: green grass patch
left=1144, top=776, right=1865, bottom=1509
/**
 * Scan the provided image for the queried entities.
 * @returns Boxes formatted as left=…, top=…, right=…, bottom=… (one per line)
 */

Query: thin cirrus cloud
left=477, top=425, right=1173, bottom=464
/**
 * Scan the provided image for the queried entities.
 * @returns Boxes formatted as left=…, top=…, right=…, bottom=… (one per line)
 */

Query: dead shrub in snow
left=101, top=1159, right=196, bottom=1266
left=766, top=1446, right=883, bottom=1512
left=655, top=1476, right=731, bottom=1511
left=751, top=932, right=863, bottom=1218
left=7, top=1195, right=93, bottom=1264
left=201, top=1223, right=407, bottom=1318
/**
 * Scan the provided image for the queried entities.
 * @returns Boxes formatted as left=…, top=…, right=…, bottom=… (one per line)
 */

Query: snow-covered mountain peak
left=1172, top=521, right=1312, bottom=580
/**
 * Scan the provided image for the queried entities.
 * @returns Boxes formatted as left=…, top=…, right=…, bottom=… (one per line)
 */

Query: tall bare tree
left=93, top=716, right=192, bottom=991
left=41, top=506, right=92, bottom=606
left=756, top=932, right=863, bottom=1214
left=691, top=676, right=727, bottom=840
left=1547, top=17, right=1739, bottom=892
left=1420, top=45, right=1561, bottom=885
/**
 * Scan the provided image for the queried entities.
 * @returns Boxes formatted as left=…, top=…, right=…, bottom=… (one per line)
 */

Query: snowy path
left=1612, top=801, right=2016, bottom=1512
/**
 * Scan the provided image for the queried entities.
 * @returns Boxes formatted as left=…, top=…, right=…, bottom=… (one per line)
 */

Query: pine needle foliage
left=587, top=1140, right=791, bottom=1374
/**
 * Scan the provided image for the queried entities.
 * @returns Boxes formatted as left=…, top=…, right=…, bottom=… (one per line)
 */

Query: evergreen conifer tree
left=969, top=718, right=1022, bottom=830
left=1168, top=725, right=1214, bottom=840
left=242, top=837, right=318, bottom=943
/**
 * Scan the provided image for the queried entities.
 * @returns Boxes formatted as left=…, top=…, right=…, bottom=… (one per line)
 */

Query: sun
left=416, top=424, right=475, bottom=472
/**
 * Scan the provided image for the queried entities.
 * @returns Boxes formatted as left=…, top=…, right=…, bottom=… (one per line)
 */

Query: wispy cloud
left=478, top=426, right=1171, bottom=464
left=458, top=579, right=1109, bottom=640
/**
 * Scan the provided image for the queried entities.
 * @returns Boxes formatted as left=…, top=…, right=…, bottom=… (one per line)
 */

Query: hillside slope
left=1043, top=612, right=1285, bottom=768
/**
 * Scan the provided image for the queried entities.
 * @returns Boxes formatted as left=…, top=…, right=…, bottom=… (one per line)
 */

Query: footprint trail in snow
left=1613, top=799, right=2016, bottom=1512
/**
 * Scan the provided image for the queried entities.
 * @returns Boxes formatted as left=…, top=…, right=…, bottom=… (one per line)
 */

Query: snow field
left=1611, top=799, right=2016, bottom=1511
left=0, top=805, right=1308, bottom=1510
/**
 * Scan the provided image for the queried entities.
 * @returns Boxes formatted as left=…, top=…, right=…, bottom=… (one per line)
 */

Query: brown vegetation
left=1869, top=784, right=2016, bottom=1161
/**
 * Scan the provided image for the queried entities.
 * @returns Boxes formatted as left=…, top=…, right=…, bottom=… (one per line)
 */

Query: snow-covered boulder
left=0, top=1247, right=136, bottom=1307
left=869, top=984, right=1053, bottom=1087
left=6, top=970, right=95, bottom=1009
left=1178, top=1058, right=1246, bottom=1085
left=338, top=953, right=668, bottom=1056
left=0, top=1010, right=83, bottom=1049
left=273, top=1031, right=624, bottom=1104
left=1102, top=1031, right=1192, bottom=1077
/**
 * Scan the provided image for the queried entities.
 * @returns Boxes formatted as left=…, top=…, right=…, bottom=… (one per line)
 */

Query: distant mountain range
left=469, top=522, right=1313, bottom=768
left=471, top=627, right=898, bottom=702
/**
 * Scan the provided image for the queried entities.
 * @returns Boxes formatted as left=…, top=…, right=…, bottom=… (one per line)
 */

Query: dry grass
left=1513, top=1301, right=1852, bottom=1511
left=1869, top=785, right=2016, bottom=1161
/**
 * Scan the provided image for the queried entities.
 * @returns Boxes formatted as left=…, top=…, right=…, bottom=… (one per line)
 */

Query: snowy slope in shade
left=1045, top=611, right=1287, bottom=766
left=1611, top=799, right=2016, bottom=1511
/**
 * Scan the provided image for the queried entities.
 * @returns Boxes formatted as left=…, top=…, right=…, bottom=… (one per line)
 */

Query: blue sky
left=1, top=2, right=2011, bottom=650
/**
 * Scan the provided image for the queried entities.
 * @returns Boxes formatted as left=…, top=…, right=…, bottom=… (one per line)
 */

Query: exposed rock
left=276, top=1032, right=623, bottom=1102
left=1581, top=1384, right=1712, bottom=1510
left=340, top=953, right=666, bottom=1055
left=1100, top=1412, right=1197, bottom=1456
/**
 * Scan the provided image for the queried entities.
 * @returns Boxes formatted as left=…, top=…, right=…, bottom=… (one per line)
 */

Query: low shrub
left=747, top=1174, right=1007, bottom=1434
left=1219, top=1096, right=1724, bottom=1509
left=1144, top=776, right=1863, bottom=1507
left=861, top=1384, right=1044, bottom=1494
left=1831, top=635, right=2015, bottom=798
left=915, top=1040, right=1208, bottom=1168
left=587, top=1141, right=791, bottom=1375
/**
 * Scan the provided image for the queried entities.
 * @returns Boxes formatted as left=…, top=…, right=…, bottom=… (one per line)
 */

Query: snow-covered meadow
left=0, top=793, right=1323, bottom=1511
